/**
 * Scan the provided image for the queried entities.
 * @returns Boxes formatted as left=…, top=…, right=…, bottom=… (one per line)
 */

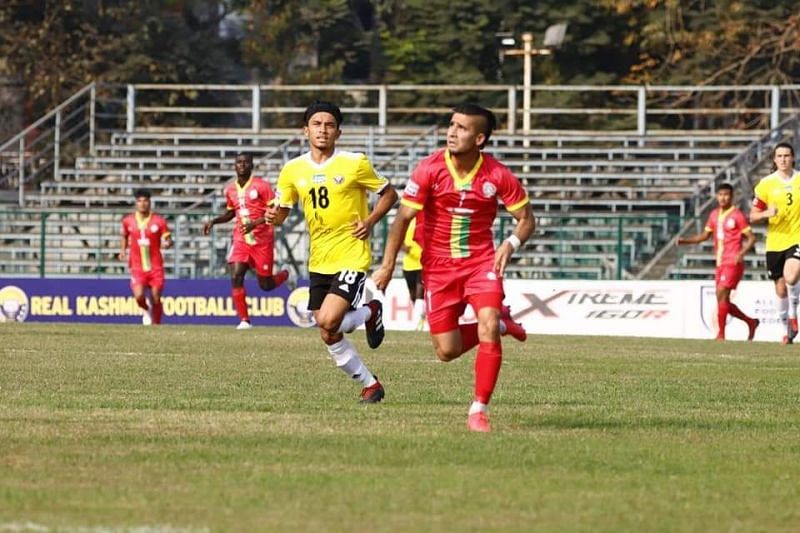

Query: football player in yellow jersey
left=749, top=142, right=800, bottom=344
left=402, top=214, right=426, bottom=330
left=266, top=101, right=398, bottom=403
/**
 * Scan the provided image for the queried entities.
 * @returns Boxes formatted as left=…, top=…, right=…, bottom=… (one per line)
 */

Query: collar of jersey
left=445, top=149, right=483, bottom=190
left=134, top=212, right=152, bottom=228
left=304, top=149, right=339, bottom=169
left=235, top=176, right=253, bottom=193
left=718, top=206, right=734, bottom=219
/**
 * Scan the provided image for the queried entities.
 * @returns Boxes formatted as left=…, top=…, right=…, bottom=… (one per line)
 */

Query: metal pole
left=126, top=84, right=135, bottom=133
left=522, top=32, right=533, bottom=136
left=252, top=85, right=260, bottom=133
left=89, top=83, right=96, bottom=155
left=174, top=216, right=181, bottom=277
left=616, top=216, right=623, bottom=280
left=507, top=86, right=516, bottom=135
left=18, top=137, right=24, bottom=207
left=637, top=86, right=647, bottom=144
left=771, top=85, right=780, bottom=130
left=54, top=110, right=61, bottom=181
left=39, top=213, right=47, bottom=278
left=378, top=85, right=387, bottom=132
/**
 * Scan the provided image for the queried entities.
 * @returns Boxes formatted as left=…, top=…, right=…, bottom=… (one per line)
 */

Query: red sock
left=474, top=341, right=502, bottom=404
left=728, top=303, right=752, bottom=323
left=232, top=287, right=249, bottom=322
left=151, top=301, right=163, bottom=325
left=717, top=300, right=729, bottom=338
left=135, top=295, right=149, bottom=311
left=459, top=323, right=480, bottom=355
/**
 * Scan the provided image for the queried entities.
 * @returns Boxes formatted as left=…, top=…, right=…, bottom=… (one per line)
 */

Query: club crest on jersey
left=482, top=182, right=497, bottom=198
left=486, top=271, right=497, bottom=280
left=249, top=189, right=258, bottom=200
left=150, top=224, right=159, bottom=233
left=333, top=175, right=344, bottom=185
left=405, top=180, right=420, bottom=197
left=312, top=174, right=326, bottom=184
left=726, top=218, right=736, bottom=229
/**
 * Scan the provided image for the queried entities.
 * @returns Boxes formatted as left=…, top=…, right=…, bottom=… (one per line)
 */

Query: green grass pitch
left=1, top=323, right=799, bottom=531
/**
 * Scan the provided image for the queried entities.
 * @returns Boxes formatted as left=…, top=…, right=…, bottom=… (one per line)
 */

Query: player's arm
left=265, top=206, right=290, bottom=226
left=494, top=202, right=535, bottom=277
left=677, top=229, right=712, bottom=245
left=736, top=229, right=756, bottom=264
left=372, top=203, right=418, bottom=291
left=118, top=234, right=128, bottom=262
left=749, top=195, right=777, bottom=223
left=203, top=208, right=235, bottom=235
left=162, top=223, right=174, bottom=250
left=352, top=185, right=398, bottom=240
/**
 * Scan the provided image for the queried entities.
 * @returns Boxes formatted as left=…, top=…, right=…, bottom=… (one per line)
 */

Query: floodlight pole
left=522, top=32, right=533, bottom=136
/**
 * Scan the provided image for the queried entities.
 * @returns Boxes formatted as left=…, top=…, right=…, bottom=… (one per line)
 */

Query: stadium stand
left=2, top=83, right=797, bottom=280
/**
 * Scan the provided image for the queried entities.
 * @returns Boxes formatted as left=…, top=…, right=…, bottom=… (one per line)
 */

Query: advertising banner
left=0, top=277, right=786, bottom=341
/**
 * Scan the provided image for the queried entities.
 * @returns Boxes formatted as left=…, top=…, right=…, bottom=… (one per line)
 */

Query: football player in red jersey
left=373, top=103, right=535, bottom=432
left=204, top=153, right=289, bottom=329
left=119, top=188, right=173, bottom=325
left=678, top=183, right=758, bottom=340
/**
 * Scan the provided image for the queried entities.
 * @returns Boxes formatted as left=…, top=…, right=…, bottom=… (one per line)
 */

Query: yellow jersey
left=753, top=170, right=800, bottom=251
left=402, top=217, right=422, bottom=271
left=276, top=150, right=389, bottom=274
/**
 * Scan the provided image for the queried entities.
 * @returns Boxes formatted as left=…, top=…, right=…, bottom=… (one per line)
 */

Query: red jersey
left=224, top=176, right=275, bottom=247
left=121, top=213, right=170, bottom=272
left=705, top=206, right=751, bottom=267
left=400, top=149, right=529, bottom=263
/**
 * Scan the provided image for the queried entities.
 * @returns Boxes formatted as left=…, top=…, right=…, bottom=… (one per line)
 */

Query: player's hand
left=202, top=221, right=213, bottom=235
left=351, top=219, right=372, bottom=240
left=117, top=250, right=127, bottom=262
left=264, top=206, right=277, bottom=225
left=371, top=265, right=393, bottom=292
left=736, top=252, right=745, bottom=264
left=163, top=238, right=174, bottom=250
left=494, top=242, right=514, bottom=277
left=242, top=221, right=257, bottom=234
left=766, top=205, right=779, bottom=218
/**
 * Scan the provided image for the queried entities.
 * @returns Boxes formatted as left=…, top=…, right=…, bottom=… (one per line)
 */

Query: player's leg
left=715, top=284, right=731, bottom=341
left=310, top=273, right=383, bottom=402
left=783, top=250, right=800, bottom=341
left=130, top=273, right=151, bottom=325
left=465, top=292, right=504, bottom=432
left=321, top=269, right=383, bottom=349
left=766, top=252, right=789, bottom=343
left=230, top=261, right=252, bottom=328
left=149, top=272, right=165, bottom=325
left=407, top=269, right=426, bottom=330
left=249, top=244, right=289, bottom=292
left=721, top=263, right=759, bottom=340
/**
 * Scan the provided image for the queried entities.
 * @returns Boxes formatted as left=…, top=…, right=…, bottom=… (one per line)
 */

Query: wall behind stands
left=0, top=278, right=782, bottom=342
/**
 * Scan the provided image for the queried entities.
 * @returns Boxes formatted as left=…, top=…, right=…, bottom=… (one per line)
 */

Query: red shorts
left=716, top=263, right=744, bottom=290
left=130, top=268, right=165, bottom=291
left=422, top=256, right=504, bottom=334
left=228, top=241, right=274, bottom=277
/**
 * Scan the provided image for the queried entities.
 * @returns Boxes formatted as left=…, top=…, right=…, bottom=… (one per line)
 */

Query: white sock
left=336, top=306, right=371, bottom=334
left=326, top=338, right=377, bottom=387
left=468, top=401, right=487, bottom=415
left=412, top=299, right=426, bottom=322
left=788, top=284, right=798, bottom=320
left=779, top=296, right=789, bottom=324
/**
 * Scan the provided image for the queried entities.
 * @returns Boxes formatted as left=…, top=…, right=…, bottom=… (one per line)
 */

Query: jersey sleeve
left=121, top=217, right=129, bottom=237
left=400, top=162, right=431, bottom=211
left=276, top=166, right=298, bottom=208
left=224, top=185, right=236, bottom=210
left=736, top=210, right=752, bottom=234
left=160, top=216, right=171, bottom=238
left=261, top=180, right=275, bottom=207
left=704, top=211, right=715, bottom=233
left=497, top=167, right=529, bottom=212
left=752, top=180, right=768, bottom=210
left=356, top=155, right=389, bottom=194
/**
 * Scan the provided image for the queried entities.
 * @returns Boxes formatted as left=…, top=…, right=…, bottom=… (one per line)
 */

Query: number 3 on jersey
left=787, top=192, right=793, bottom=206
left=309, top=186, right=330, bottom=209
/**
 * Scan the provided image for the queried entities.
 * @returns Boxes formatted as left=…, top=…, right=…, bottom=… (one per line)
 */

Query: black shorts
left=403, top=268, right=422, bottom=298
left=308, top=270, right=367, bottom=311
left=765, top=245, right=800, bottom=280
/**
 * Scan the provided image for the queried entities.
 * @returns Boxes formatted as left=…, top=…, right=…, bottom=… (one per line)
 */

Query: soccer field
left=1, top=324, right=799, bottom=531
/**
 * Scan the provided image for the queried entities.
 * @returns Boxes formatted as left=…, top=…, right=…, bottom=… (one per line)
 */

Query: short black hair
left=303, top=100, right=343, bottom=128
left=133, top=188, right=151, bottom=199
left=235, top=152, right=253, bottom=161
left=717, top=183, right=734, bottom=193
left=452, top=102, right=496, bottom=148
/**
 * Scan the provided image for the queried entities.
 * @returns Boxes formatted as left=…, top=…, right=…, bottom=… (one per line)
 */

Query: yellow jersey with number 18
left=276, top=150, right=389, bottom=274
left=752, top=170, right=800, bottom=251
